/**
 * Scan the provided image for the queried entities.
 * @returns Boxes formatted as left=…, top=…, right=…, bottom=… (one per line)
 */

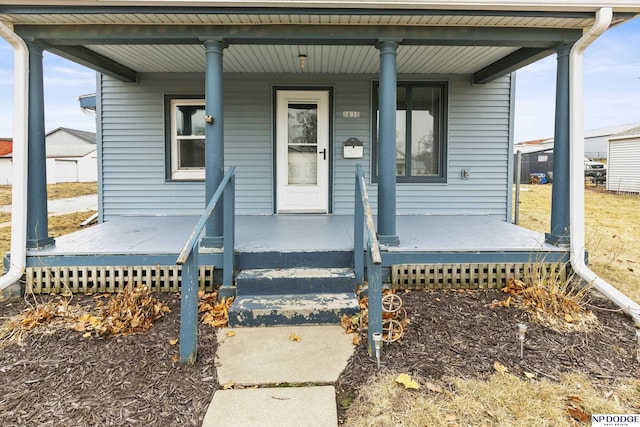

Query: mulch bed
left=0, top=294, right=218, bottom=427
left=335, top=288, right=640, bottom=424
left=1, top=288, right=638, bottom=426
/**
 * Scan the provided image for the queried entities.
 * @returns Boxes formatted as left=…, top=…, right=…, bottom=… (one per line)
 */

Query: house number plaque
left=342, top=111, right=360, bottom=118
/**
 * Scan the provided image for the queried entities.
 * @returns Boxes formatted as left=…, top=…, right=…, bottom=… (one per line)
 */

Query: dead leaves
left=565, top=395, right=590, bottom=423
left=493, top=361, right=509, bottom=374
left=198, top=291, right=234, bottom=328
left=288, top=332, right=301, bottom=342
left=83, top=285, right=171, bottom=336
left=340, top=310, right=367, bottom=335
left=492, top=278, right=597, bottom=332
left=395, top=373, right=420, bottom=390
left=1, top=286, right=171, bottom=345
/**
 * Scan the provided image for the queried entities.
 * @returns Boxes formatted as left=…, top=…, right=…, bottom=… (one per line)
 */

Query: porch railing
left=354, top=164, right=383, bottom=357
left=176, top=166, right=236, bottom=364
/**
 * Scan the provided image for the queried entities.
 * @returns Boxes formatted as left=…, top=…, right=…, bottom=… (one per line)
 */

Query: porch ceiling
left=85, top=44, right=519, bottom=75
left=2, top=6, right=635, bottom=82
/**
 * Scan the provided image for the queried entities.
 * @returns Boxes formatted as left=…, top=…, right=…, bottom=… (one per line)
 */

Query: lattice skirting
left=391, top=263, right=568, bottom=290
left=25, top=265, right=216, bottom=294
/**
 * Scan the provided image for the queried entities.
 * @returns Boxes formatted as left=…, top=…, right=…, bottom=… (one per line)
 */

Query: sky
left=0, top=17, right=639, bottom=142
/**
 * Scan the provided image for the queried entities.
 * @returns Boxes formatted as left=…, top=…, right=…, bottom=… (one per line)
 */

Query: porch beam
left=47, top=45, right=137, bottom=83
left=473, top=47, right=552, bottom=84
left=376, top=40, right=399, bottom=247
left=546, top=43, right=573, bottom=247
left=25, top=41, right=54, bottom=250
left=201, top=39, right=226, bottom=248
left=15, top=24, right=582, bottom=48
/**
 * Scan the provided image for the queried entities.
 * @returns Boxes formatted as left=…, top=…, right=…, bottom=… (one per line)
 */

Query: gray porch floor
left=31, top=214, right=560, bottom=256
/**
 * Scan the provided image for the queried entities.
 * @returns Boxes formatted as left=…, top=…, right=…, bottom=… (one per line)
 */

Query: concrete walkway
left=0, top=194, right=97, bottom=215
left=203, top=325, right=355, bottom=427
left=0, top=194, right=97, bottom=228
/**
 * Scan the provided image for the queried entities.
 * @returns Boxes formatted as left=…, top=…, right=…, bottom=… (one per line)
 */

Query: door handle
left=319, top=148, right=326, bottom=160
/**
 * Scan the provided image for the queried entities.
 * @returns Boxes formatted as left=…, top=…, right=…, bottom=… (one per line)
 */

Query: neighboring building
left=515, top=122, right=640, bottom=166
left=584, top=123, right=640, bottom=160
left=514, top=122, right=640, bottom=183
left=607, top=125, right=640, bottom=193
left=0, top=128, right=96, bottom=185
left=45, top=127, right=97, bottom=184
left=512, top=138, right=554, bottom=184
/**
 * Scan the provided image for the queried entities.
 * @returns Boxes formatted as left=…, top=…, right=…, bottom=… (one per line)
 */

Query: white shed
left=606, top=125, right=640, bottom=194
left=45, top=127, right=97, bottom=184
left=0, top=129, right=96, bottom=185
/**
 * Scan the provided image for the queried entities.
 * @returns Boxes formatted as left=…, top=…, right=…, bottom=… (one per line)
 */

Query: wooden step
left=229, top=293, right=359, bottom=327
left=235, top=267, right=356, bottom=296
left=229, top=267, right=359, bottom=326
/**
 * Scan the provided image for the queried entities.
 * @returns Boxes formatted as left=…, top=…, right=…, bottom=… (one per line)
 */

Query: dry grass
left=0, top=182, right=97, bottom=206
left=0, top=210, right=97, bottom=274
left=515, top=184, right=640, bottom=304
left=345, top=372, right=640, bottom=427
left=0, top=181, right=98, bottom=273
left=497, top=277, right=598, bottom=332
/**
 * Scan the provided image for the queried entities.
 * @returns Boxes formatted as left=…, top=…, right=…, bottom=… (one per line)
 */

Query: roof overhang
left=1, top=4, right=638, bottom=83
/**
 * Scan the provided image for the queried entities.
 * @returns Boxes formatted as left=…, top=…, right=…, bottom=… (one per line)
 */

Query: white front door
left=276, top=90, right=330, bottom=213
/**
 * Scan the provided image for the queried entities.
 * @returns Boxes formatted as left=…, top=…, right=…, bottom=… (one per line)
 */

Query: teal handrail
left=354, top=164, right=383, bottom=357
left=176, top=166, right=236, bottom=364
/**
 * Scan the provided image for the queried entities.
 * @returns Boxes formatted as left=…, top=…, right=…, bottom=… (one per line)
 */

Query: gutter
left=569, top=8, right=640, bottom=325
left=0, top=21, right=28, bottom=293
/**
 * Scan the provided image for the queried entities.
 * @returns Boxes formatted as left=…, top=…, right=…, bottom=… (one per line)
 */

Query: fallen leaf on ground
left=226, top=331, right=236, bottom=337
left=565, top=406, right=590, bottom=423
left=169, top=338, right=178, bottom=346
left=493, top=361, right=508, bottom=374
left=223, top=382, right=235, bottom=390
left=523, top=371, right=535, bottom=379
left=289, top=332, right=301, bottom=342
left=395, top=373, right=420, bottom=390
left=352, top=334, right=361, bottom=345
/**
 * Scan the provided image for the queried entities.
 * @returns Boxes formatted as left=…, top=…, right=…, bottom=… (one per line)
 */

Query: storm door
left=275, top=90, right=329, bottom=213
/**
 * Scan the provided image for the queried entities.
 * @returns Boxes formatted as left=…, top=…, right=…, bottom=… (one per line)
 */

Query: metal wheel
left=381, top=318, right=404, bottom=342
left=382, top=293, right=403, bottom=313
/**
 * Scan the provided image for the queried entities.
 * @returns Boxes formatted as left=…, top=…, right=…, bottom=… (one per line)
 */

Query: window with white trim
left=169, top=98, right=205, bottom=180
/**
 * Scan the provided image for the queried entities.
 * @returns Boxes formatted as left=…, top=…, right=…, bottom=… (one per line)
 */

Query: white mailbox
left=343, top=137, right=364, bottom=159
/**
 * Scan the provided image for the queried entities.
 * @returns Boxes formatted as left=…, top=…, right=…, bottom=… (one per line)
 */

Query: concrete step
left=229, top=293, right=360, bottom=327
left=236, top=267, right=356, bottom=296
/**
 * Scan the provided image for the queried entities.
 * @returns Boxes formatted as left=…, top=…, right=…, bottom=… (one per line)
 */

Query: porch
left=24, top=214, right=567, bottom=293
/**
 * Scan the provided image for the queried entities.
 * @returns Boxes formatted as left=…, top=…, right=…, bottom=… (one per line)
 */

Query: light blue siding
left=99, top=73, right=512, bottom=219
